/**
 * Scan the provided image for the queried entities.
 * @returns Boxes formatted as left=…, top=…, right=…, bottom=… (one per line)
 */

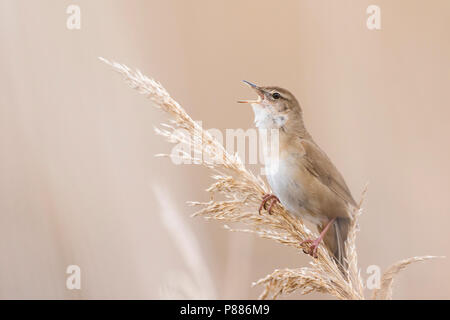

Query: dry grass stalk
left=100, top=58, right=441, bottom=300
left=153, top=186, right=217, bottom=299
left=372, top=256, right=443, bottom=300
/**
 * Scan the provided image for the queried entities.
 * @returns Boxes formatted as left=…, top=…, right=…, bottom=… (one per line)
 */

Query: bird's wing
left=300, top=139, right=358, bottom=208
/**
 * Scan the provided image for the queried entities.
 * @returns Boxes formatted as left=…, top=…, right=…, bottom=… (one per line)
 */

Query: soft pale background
left=0, top=0, right=449, bottom=299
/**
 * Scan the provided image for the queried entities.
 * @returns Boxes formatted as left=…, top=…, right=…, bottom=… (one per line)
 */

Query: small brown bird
left=238, top=81, right=357, bottom=270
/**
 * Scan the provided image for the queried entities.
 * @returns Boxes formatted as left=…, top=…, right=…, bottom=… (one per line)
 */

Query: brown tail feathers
left=320, top=217, right=350, bottom=274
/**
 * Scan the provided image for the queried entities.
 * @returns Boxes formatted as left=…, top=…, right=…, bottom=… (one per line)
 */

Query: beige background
left=0, top=0, right=449, bottom=299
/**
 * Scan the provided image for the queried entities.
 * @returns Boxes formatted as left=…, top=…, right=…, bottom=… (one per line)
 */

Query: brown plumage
left=239, top=81, right=357, bottom=271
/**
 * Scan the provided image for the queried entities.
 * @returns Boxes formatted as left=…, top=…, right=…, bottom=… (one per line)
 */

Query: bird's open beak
left=237, top=80, right=265, bottom=104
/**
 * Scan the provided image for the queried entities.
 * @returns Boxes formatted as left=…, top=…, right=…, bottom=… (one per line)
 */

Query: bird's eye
left=272, top=92, right=281, bottom=99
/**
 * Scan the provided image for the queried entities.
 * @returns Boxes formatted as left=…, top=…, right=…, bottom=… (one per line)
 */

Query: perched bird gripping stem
left=239, top=81, right=357, bottom=271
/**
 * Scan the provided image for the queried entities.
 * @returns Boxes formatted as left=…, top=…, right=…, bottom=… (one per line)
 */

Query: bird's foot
left=300, top=218, right=336, bottom=259
left=258, top=194, right=280, bottom=215
left=300, top=238, right=322, bottom=258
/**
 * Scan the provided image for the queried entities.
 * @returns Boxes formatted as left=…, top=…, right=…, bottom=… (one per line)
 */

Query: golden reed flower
left=100, top=58, right=442, bottom=300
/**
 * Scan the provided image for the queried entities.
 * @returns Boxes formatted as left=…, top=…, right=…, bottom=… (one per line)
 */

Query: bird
left=238, top=80, right=357, bottom=270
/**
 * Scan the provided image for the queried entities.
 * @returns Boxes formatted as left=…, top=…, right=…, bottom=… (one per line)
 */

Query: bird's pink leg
left=300, top=217, right=336, bottom=258
left=258, top=194, right=280, bottom=215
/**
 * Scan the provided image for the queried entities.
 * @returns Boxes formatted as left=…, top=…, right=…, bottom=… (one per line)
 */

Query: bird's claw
left=300, top=238, right=321, bottom=258
left=258, top=194, right=280, bottom=215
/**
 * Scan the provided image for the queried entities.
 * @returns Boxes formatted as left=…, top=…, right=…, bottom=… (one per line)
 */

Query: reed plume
left=100, top=57, right=441, bottom=300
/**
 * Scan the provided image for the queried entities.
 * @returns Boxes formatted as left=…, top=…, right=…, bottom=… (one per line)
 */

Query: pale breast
left=265, top=154, right=323, bottom=225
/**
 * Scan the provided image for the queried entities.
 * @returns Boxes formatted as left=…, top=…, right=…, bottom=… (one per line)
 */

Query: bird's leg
left=300, top=217, right=336, bottom=258
left=258, top=194, right=280, bottom=215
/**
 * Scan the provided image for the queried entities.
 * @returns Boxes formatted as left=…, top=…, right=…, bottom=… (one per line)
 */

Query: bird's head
left=238, top=81, right=303, bottom=131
